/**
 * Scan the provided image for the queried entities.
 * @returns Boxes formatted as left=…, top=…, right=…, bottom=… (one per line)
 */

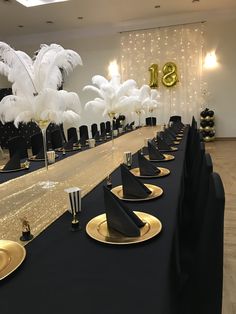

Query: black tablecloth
left=0, top=129, right=188, bottom=314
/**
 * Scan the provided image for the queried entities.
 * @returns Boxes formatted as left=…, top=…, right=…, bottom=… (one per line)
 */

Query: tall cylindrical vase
left=108, top=112, right=116, bottom=151
left=36, top=120, right=57, bottom=189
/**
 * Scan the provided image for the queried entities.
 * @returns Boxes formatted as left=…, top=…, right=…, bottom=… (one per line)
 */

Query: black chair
left=180, top=172, right=225, bottom=314
left=91, top=124, right=98, bottom=138
left=146, top=117, right=156, bottom=126
left=105, top=121, right=111, bottom=133
left=180, top=152, right=213, bottom=271
left=191, top=116, right=197, bottom=129
left=100, top=122, right=106, bottom=135
left=79, top=125, right=89, bottom=141
left=59, top=124, right=67, bottom=143
left=67, top=127, right=78, bottom=143
left=51, top=129, right=63, bottom=149
left=169, top=115, right=182, bottom=123
left=8, top=136, right=28, bottom=159
left=31, top=132, right=43, bottom=156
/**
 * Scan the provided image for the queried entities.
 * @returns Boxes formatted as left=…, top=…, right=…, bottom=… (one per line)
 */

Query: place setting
left=55, top=138, right=82, bottom=153
left=110, top=163, right=163, bottom=202
left=144, top=140, right=175, bottom=162
left=130, top=151, right=170, bottom=178
left=29, top=148, right=59, bottom=162
left=155, top=134, right=178, bottom=152
left=0, top=154, right=30, bottom=173
left=86, top=185, right=162, bottom=245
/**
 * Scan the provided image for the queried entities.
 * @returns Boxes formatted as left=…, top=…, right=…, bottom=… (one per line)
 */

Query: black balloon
left=200, top=121, right=207, bottom=128
left=208, top=110, right=214, bottom=117
left=200, top=110, right=207, bottom=118
left=208, top=121, right=214, bottom=127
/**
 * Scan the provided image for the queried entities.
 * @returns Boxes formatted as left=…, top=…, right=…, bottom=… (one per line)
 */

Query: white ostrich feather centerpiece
left=0, top=42, right=82, bottom=127
left=83, top=60, right=137, bottom=119
left=142, top=87, right=161, bottom=113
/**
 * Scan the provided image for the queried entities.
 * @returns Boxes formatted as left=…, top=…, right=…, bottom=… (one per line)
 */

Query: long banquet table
left=0, top=126, right=188, bottom=314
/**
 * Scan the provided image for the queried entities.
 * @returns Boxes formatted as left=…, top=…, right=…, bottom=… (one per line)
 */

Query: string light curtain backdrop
left=120, top=23, right=205, bottom=124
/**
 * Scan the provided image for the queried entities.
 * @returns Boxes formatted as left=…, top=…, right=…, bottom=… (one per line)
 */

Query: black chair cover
left=100, top=122, right=106, bottom=135
left=31, top=132, right=43, bottom=156
left=169, top=115, right=182, bottom=122
left=51, top=129, right=63, bottom=149
left=8, top=136, right=28, bottom=159
left=67, top=127, right=78, bottom=143
left=180, top=172, right=225, bottom=314
left=79, top=125, right=89, bottom=141
left=146, top=117, right=157, bottom=126
left=105, top=121, right=111, bottom=133
left=91, top=124, right=98, bottom=138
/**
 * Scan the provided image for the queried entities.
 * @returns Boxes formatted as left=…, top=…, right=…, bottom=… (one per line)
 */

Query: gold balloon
left=162, top=62, right=178, bottom=87
left=148, top=64, right=158, bottom=88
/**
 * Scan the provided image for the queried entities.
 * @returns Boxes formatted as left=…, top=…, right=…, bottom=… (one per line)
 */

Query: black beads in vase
left=200, top=108, right=215, bottom=142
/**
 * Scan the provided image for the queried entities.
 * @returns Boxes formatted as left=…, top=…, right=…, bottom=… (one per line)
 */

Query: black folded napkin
left=104, top=186, right=145, bottom=237
left=124, top=124, right=129, bottom=131
left=156, top=135, right=171, bottom=151
left=148, top=140, right=165, bottom=160
left=79, top=134, right=87, bottom=146
left=159, top=131, right=173, bottom=146
left=129, top=121, right=135, bottom=127
left=120, top=163, right=152, bottom=199
left=63, top=137, right=74, bottom=150
left=36, top=147, right=45, bottom=159
left=138, top=152, right=160, bottom=176
left=94, top=131, right=100, bottom=141
left=100, top=129, right=106, bottom=139
left=171, top=121, right=184, bottom=132
left=165, top=128, right=176, bottom=140
left=3, top=153, right=21, bottom=170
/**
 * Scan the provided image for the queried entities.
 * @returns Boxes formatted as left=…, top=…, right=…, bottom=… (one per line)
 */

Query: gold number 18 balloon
left=162, top=62, right=178, bottom=87
left=148, top=64, right=158, bottom=88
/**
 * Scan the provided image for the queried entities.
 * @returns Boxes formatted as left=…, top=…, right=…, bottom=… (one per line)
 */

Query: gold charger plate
left=86, top=211, right=162, bottom=245
left=145, top=154, right=175, bottom=162
left=28, top=154, right=59, bottom=161
left=130, top=167, right=170, bottom=178
left=111, top=183, right=163, bottom=201
left=173, top=141, right=180, bottom=145
left=176, top=137, right=182, bottom=141
left=177, top=134, right=184, bottom=137
left=0, top=162, right=29, bottom=173
left=0, top=240, right=26, bottom=280
left=159, top=146, right=178, bottom=152
left=56, top=146, right=81, bottom=152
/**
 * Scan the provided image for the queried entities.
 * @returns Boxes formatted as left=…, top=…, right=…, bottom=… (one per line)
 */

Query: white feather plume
left=83, top=73, right=137, bottom=117
left=0, top=42, right=82, bottom=127
left=142, top=86, right=161, bottom=112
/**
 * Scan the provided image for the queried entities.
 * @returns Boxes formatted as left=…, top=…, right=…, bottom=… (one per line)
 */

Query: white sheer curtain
left=120, top=23, right=205, bottom=124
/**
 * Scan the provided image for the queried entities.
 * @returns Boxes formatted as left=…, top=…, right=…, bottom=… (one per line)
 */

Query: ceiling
left=1, top=0, right=236, bottom=40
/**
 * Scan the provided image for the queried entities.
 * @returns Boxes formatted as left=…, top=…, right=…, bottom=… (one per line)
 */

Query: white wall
left=203, top=18, right=236, bottom=137
left=1, top=12, right=236, bottom=137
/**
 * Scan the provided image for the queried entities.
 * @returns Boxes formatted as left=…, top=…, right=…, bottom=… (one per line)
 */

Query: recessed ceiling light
left=46, top=20, right=54, bottom=24
left=154, top=5, right=161, bottom=8
left=18, top=25, right=24, bottom=28
left=77, top=16, right=83, bottom=20
left=16, top=0, right=69, bottom=7
left=192, top=0, right=200, bottom=2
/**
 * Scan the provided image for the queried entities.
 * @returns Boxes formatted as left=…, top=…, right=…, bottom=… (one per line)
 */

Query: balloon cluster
left=200, top=108, right=215, bottom=141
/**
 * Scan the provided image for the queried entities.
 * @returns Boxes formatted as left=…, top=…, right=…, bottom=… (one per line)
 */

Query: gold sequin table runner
left=0, top=127, right=159, bottom=244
